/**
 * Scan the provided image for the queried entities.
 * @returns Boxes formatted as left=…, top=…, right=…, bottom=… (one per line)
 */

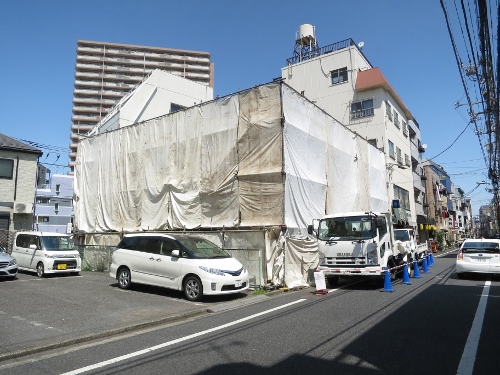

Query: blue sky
left=0, top=0, right=492, bottom=214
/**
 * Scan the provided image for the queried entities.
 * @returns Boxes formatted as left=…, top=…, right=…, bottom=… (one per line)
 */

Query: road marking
left=60, top=298, right=306, bottom=375
left=456, top=280, right=491, bottom=375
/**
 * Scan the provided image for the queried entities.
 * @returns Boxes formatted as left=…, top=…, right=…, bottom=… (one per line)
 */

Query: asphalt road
left=1, top=251, right=499, bottom=375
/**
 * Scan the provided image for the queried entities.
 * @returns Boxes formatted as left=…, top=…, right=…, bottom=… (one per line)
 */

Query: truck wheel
left=326, top=276, right=339, bottom=287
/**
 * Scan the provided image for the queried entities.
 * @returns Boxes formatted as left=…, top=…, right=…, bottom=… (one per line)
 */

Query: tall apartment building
left=69, top=40, right=214, bottom=173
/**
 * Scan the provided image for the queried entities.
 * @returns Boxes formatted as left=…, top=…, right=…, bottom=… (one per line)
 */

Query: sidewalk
left=0, top=271, right=266, bottom=362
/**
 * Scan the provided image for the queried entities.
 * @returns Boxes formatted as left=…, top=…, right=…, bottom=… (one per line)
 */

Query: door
left=13, top=234, right=38, bottom=269
left=128, top=237, right=160, bottom=285
left=154, top=239, right=183, bottom=288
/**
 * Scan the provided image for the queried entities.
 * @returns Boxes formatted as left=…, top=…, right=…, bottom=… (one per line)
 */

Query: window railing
left=397, top=155, right=403, bottom=164
left=389, top=150, right=395, bottom=159
left=394, top=118, right=400, bottom=128
left=350, top=107, right=374, bottom=119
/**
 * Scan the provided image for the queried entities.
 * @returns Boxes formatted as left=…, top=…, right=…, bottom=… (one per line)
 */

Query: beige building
left=0, top=133, right=42, bottom=231
left=69, top=40, right=214, bottom=173
left=281, top=25, right=427, bottom=229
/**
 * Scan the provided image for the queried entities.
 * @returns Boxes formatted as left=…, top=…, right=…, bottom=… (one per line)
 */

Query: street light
left=465, top=181, right=488, bottom=196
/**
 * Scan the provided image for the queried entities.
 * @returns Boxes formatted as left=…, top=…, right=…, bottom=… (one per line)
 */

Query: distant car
left=0, top=246, right=18, bottom=279
left=12, top=232, right=81, bottom=277
left=456, top=238, right=500, bottom=278
left=110, top=233, right=249, bottom=301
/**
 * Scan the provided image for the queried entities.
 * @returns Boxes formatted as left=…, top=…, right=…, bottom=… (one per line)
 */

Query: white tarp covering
left=281, top=85, right=388, bottom=234
left=74, top=82, right=388, bottom=287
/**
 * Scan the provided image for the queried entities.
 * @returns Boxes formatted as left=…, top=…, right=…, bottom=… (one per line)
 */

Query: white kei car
left=110, top=233, right=249, bottom=301
left=456, top=238, right=500, bottom=278
left=12, top=232, right=81, bottom=277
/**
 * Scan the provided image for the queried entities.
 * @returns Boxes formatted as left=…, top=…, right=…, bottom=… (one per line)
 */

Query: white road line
left=456, top=280, right=491, bottom=375
left=60, top=298, right=306, bottom=375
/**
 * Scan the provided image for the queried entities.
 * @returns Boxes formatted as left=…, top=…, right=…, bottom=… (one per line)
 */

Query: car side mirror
left=307, top=225, right=313, bottom=235
left=171, top=249, right=179, bottom=257
left=29, top=244, right=37, bottom=250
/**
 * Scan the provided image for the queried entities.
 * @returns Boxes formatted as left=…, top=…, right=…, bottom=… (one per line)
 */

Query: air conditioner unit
left=14, top=202, right=33, bottom=214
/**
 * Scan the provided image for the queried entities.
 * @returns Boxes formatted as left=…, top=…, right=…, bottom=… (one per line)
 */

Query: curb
left=0, top=308, right=207, bottom=363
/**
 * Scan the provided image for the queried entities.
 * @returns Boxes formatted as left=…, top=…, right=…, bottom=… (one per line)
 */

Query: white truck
left=308, top=211, right=413, bottom=286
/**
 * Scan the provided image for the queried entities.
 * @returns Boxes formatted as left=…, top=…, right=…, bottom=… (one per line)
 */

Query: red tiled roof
left=355, top=68, right=412, bottom=119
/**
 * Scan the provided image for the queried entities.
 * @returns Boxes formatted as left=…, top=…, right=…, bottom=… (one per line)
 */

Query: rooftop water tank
left=298, top=24, right=315, bottom=46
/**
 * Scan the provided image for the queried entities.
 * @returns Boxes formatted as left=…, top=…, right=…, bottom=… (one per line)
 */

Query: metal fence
left=0, top=230, right=14, bottom=253
left=76, top=245, right=115, bottom=272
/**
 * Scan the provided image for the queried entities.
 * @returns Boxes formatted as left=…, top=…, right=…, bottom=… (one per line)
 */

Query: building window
left=388, top=140, right=395, bottom=159
left=0, top=214, right=9, bottom=230
left=55, top=184, right=60, bottom=193
left=170, top=103, right=186, bottom=113
left=394, top=185, right=410, bottom=209
left=386, top=101, right=393, bottom=121
left=351, top=99, right=374, bottom=119
left=331, top=67, right=348, bottom=85
left=0, top=158, right=14, bottom=179
left=402, top=121, right=408, bottom=136
left=405, top=154, right=411, bottom=166
left=36, top=197, right=50, bottom=204
left=394, top=112, right=400, bottom=128
left=367, top=139, right=377, bottom=148
left=396, top=147, right=402, bottom=164
left=54, top=203, right=59, bottom=212
left=39, top=216, right=49, bottom=223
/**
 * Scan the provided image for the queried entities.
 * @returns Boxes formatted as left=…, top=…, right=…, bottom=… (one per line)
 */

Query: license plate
left=57, top=264, right=67, bottom=270
left=235, top=280, right=242, bottom=287
left=477, top=258, right=486, bottom=262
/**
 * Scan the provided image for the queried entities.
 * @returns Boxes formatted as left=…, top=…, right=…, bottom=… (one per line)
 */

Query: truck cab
left=309, top=212, right=408, bottom=286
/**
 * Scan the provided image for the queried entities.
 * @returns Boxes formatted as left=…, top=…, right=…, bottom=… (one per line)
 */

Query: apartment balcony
left=75, top=71, right=101, bottom=79
left=73, top=97, right=117, bottom=105
left=410, top=141, right=422, bottom=161
left=73, top=88, right=100, bottom=95
left=71, top=123, right=95, bottom=133
left=72, top=106, right=104, bottom=114
left=72, top=114, right=101, bottom=123
left=76, top=62, right=103, bottom=71
left=74, top=79, right=102, bottom=88
left=76, top=55, right=103, bottom=63
left=413, top=172, right=425, bottom=191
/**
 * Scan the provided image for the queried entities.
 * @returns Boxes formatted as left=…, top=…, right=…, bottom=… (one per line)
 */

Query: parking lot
left=0, top=270, right=252, bottom=361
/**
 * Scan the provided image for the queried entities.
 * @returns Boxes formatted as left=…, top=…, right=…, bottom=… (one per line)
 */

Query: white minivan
left=110, top=233, right=249, bottom=301
left=12, top=232, right=81, bottom=277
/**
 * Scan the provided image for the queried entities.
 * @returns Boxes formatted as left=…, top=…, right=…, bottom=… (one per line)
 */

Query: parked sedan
left=456, top=239, right=500, bottom=278
left=0, top=246, right=18, bottom=279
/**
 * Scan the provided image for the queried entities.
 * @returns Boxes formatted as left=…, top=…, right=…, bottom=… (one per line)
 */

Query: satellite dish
left=422, top=144, right=427, bottom=149
left=358, top=41, right=364, bottom=49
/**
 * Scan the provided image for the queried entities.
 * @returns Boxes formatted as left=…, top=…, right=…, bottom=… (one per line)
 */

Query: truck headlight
left=367, top=249, right=378, bottom=265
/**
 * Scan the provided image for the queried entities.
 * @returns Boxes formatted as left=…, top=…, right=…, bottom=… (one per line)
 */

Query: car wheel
left=36, top=263, right=45, bottom=278
left=326, top=276, right=339, bottom=287
left=184, top=276, right=203, bottom=302
left=117, top=267, right=131, bottom=289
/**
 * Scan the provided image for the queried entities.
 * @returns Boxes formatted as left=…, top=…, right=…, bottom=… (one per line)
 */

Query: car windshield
left=318, top=216, right=375, bottom=241
left=462, top=241, right=500, bottom=253
left=394, top=231, right=410, bottom=241
left=176, top=237, right=230, bottom=259
left=40, top=236, right=75, bottom=251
